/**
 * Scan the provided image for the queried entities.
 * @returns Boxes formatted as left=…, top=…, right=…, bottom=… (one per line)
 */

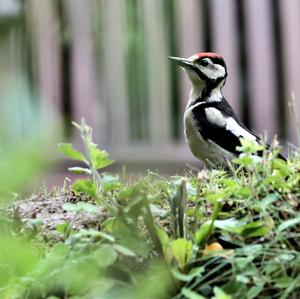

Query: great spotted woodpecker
left=169, top=52, right=285, bottom=167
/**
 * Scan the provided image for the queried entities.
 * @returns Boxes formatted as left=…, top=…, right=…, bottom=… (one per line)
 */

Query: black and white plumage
left=169, top=52, right=284, bottom=166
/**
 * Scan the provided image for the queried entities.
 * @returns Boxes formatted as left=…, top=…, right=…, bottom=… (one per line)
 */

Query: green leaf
left=237, top=138, right=264, bottom=154
left=195, top=223, right=211, bottom=245
left=255, top=193, right=280, bottom=210
left=113, top=244, right=136, bottom=257
left=272, top=158, right=290, bottom=176
left=89, top=147, right=114, bottom=170
left=236, top=274, right=250, bottom=284
left=68, top=167, right=91, bottom=175
left=172, top=267, right=204, bottom=282
left=72, top=179, right=97, bottom=197
left=57, top=143, right=87, bottom=163
left=213, top=218, right=246, bottom=232
left=274, top=277, right=295, bottom=288
left=205, top=191, right=225, bottom=202
left=93, top=245, right=118, bottom=268
left=102, top=173, right=120, bottom=192
left=242, top=244, right=263, bottom=256
left=240, top=221, right=270, bottom=238
left=233, top=156, right=253, bottom=167
left=247, top=286, right=264, bottom=299
left=56, top=222, right=71, bottom=234
left=156, top=228, right=172, bottom=263
left=212, top=287, right=232, bottom=299
left=214, top=219, right=269, bottom=238
left=181, top=288, right=206, bottom=299
left=278, top=216, right=300, bottom=232
left=171, top=238, right=193, bottom=270
left=71, top=229, right=115, bottom=242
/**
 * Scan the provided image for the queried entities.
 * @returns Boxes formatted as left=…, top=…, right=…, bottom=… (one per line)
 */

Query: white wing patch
left=225, top=117, right=257, bottom=141
left=205, top=107, right=257, bottom=141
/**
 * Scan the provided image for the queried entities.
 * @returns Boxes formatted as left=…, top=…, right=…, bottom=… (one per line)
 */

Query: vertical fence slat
left=244, top=0, right=277, bottom=137
left=175, top=0, right=204, bottom=141
left=101, top=0, right=129, bottom=146
left=28, top=0, right=61, bottom=115
left=65, top=0, right=98, bottom=131
left=280, top=0, right=300, bottom=145
left=141, top=0, right=171, bottom=145
left=211, top=0, right=240, bottom=114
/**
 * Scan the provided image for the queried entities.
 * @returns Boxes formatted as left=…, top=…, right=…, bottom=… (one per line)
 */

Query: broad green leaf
left=181, top=288, right=206, bottom=299
left=56, top=222, right=71, bottom=234
left=272, top=158, right=290, bottom=176
left=277, top=253, right=295, bottom=261
left=72, top=179, right=97, bottom=197
left=240, top=221, right=270, bottom=238
left=274, top=277, right=295, bottom=288
left=205, top=191, right=225, bottom=202
left=247, top=286, right=264, bottom=299
left=171, top=238, right=193, bottom=270
left=212, top=287, right=232, bottom=299
left=233, top=156, right=253, bottom=166
left=213, top=218, right=245, bottom=232
left=214, top=219, right=269, bottom=238
left=57, top=143, right=87, bottom=163
left=93, top=245, right=118, bottom=268
left=89, top=147, right=114, bottom=170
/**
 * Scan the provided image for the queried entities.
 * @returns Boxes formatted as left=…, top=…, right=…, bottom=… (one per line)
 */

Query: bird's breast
left=184, top=107, right=208, bottom=161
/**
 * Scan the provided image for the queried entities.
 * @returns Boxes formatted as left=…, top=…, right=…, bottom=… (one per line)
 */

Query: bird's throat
left=188, top=82, right=223, bottom=108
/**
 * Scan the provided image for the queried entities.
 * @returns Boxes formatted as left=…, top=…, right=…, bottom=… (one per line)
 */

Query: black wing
left=191, top=99, right=258, bottom=155
left=192, top=98, right=286, bottom=160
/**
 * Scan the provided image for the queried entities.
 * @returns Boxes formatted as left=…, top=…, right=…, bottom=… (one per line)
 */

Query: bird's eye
left=200, top=59, right=209, bottom=67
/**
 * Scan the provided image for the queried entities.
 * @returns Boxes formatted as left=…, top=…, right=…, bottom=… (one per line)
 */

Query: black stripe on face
left=190, top=65, right=209, bottom=81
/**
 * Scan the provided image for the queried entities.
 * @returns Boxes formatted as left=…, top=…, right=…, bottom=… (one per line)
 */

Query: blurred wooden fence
left=16, top=0, right=300, bottom=161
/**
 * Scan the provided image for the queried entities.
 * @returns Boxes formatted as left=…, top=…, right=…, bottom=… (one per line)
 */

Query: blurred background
left=1, top=0, right=300, bottom=183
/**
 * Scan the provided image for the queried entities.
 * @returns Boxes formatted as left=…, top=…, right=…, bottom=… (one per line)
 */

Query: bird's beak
left=168, top=56, right=193, bottom=68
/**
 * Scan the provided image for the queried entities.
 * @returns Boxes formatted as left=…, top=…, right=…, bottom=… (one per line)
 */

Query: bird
left=169, top=52, right=285, bottom=167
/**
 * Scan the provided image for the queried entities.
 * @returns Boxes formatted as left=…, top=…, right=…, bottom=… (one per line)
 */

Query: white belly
left=184, top=109, right=235, bottom=166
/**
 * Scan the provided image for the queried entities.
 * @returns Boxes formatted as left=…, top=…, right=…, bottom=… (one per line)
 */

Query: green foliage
left=2, top=120, right=300, bottom=298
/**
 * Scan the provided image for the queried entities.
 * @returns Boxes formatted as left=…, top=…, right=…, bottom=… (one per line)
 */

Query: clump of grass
left=2, top=119, right=300, bottom=299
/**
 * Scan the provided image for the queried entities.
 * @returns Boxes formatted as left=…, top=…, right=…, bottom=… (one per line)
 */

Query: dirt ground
left=8, top=189, right=107, bottom=242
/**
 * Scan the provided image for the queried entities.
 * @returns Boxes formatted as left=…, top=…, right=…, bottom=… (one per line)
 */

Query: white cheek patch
left=205, top=107, right=257, bottom=141
left=200, top=64, right=225, bottom=80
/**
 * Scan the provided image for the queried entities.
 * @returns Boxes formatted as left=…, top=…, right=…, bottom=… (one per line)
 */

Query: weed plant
left=1, top=120, right=299, bottom=299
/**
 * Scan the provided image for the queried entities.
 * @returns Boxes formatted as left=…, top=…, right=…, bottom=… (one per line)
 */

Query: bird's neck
left=187, top=80, right=224, bottom=108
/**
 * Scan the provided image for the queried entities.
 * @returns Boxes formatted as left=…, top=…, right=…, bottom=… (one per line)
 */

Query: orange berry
left=203, top=242, right=223, bottom=255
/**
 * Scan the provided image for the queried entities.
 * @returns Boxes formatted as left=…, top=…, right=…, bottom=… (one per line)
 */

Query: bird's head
left=169, top=52, right=227, bottom=93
